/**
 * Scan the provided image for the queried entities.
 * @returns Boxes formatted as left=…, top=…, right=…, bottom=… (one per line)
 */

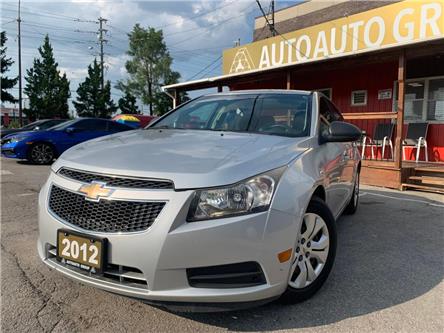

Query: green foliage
left=118, top=91, right=140, bottom=114
left=24, top=35, right=70, bottom=120
left=73, top=59, right=117, bottom=118
left=1, top=31, right=18, bottom=104
left=116, top=24, right=184, bottom=116
left=153, top=71, right=189, bottom=116
left=7, top=119, right=21, bottom=129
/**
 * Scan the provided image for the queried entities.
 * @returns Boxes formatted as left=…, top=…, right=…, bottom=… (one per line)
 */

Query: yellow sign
left=223, top=0, right=444, bottom=75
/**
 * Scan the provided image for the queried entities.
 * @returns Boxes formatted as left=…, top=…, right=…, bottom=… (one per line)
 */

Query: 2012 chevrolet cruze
left=38, top=90, right=361, bottom=311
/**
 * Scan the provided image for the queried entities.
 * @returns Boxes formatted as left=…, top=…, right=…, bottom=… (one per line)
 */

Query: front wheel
left=28, top=143, right=55, bottom=165
left=344, top=171, right=360, bottom=215
left=280, top=197, right=337, bottom=304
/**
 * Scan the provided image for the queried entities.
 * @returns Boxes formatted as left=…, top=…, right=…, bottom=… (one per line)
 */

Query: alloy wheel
left=31, top=144, right=54, bottom=164
left=288, top=213, right=330, bottom=289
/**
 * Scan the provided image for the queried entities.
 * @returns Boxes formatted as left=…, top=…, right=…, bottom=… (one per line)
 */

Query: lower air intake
left=187, top=261, right=266, bottom=289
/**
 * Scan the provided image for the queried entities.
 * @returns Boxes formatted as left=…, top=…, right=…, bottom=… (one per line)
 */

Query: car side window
left=319, top=97, right=334, bottom=123
left=319, top=97, right=333, bottom=137
left=325, top=99, right=343, bottom=121
left=39, top=120, right=60, bottom=130
left=74, top=119, right=107, bottom=131
left=250, top=94, right=311, bottom=137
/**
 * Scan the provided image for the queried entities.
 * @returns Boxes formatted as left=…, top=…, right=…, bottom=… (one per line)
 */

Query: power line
left=187, top=55, right=222, bottom=81
left=256, top=0, right=275, bottom=37
left=255, top=0, right=309, bottom=60
left=106, top=1, right=237, bottom=37
left=168, top=6, right=257, bottom=48
left=1, top=2, right=98, bottom=23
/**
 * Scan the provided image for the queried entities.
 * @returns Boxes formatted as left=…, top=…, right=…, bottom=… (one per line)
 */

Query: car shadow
left=169, top=188, right=444, bottom=331
left=16, top=160, right=33, bottom=165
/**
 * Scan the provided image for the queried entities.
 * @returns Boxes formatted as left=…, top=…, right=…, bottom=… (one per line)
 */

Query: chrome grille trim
left=46, top=245, right=148, bottom=289
left=58, top=167, right=174, bottom=190
left=48, top=185, right=166, bottom=233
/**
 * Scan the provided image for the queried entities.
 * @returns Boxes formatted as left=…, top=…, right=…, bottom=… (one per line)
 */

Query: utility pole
left=271, top=0, right=276, bottom=36
left=98, top=17, right=107, bottom=93
left=17, top=0, right=23, bottom=125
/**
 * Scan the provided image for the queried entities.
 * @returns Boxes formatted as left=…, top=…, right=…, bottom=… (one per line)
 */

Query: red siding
left=230, top=60, right=444, bottom=162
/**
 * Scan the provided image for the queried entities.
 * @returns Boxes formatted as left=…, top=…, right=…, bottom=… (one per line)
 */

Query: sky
left=1, top=0, right=295, bottom=115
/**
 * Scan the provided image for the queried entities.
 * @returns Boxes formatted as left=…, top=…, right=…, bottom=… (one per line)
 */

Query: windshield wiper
left=148, top=125, right=170, bottom=129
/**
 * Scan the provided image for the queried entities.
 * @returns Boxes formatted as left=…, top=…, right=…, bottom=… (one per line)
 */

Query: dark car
left=0, top=119, right=68, bottom=138
left=1, top=118, right=133, bottom=164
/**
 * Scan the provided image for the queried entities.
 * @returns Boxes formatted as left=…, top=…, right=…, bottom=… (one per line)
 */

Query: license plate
left=57, top=229, right=107, bottom=273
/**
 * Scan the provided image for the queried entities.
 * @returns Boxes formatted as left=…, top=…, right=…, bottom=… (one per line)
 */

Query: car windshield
left=22, top=120, right=44, bottom=130
left=150, top=93, right=312, bottom=137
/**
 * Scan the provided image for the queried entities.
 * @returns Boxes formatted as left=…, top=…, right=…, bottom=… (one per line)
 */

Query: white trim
left=351, top=90, right=367, bottom=106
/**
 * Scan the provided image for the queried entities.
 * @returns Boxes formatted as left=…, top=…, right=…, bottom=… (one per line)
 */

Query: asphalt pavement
left=1, top=157, right=443, bottom=332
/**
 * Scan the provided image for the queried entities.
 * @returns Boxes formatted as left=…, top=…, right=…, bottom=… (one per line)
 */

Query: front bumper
left=1, top=142, right=27, bottom=159
left=38, top=171, right=302, bottom=306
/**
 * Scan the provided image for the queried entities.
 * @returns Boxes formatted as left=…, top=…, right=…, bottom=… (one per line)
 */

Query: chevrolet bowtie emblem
left=79, top=181, right=113, bottom=201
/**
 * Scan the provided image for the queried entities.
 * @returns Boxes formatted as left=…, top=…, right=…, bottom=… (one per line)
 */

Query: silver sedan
left=38, top=90, right=361, bottom=311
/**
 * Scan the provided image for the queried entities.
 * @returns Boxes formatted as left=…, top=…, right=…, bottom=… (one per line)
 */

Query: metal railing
left=343, top=112, right=399, bottom=163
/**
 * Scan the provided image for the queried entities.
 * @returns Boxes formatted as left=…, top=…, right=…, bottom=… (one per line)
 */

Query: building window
left=316, top=88, right=332, bottom=100
left=351, top=90, right=367, bottom=106
left=394, top=76, right=444, bottom=122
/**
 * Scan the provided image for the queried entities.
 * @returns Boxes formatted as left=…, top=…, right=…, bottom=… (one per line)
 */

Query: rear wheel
left=28, top=143, right=55, bottom=165
left=280, top=197, right=337, bottom=304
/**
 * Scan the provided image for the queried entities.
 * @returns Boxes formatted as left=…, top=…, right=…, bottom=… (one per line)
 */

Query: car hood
left=53, top=129, right=309, bottom=189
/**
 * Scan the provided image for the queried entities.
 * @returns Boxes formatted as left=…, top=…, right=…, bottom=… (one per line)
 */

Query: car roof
left=204, top=89, right=313, bottom=97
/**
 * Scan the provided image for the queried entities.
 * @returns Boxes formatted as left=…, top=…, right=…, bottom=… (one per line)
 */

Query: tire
left=344, top=171, right=360, bottom=215
left=28, top=143, right=55, bottom=165
left=280, top=197, right=337, bottom=304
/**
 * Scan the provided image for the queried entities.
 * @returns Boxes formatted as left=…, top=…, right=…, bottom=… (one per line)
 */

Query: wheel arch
left=311, top=185, right=326, bottom=202
left=27, top=140, right=59, bottom=158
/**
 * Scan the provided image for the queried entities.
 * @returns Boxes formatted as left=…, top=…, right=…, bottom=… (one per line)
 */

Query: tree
left=117, top=24, right=177, bottom=116
left=153, top=71, right=189, bottom=115
left=1, top=31, right=18, bottom=104
left=24, top=35, right=70, bottom=120
left=73, top=59, right=117, bottom=118
left=118, top=91, right=139, bottom=114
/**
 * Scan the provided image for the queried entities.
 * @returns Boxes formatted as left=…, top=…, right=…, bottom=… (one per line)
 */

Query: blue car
left=1, top=118, right=133, bottom=164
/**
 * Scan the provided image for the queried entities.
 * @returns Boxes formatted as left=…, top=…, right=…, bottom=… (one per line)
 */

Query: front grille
left=49, top=185, right=165, bottom=233
left=1, top=149, right=15, bottom=157
left=187, top=262, right=266, bottom=289
left=58, top=167, right=174, bottom=190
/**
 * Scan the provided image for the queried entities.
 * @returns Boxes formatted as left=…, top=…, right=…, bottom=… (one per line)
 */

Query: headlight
left=2, top=137, right=20, bottom=144
left=187, top=167, right=286, bottom=222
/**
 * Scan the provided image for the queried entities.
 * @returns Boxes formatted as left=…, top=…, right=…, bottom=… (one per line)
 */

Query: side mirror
left=65, top=127, right=76, bottom=134
left=321, top=121, right=362, bottom=143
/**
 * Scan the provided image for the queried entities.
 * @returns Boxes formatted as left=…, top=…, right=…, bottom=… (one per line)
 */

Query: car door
left=325, top=99, right=355, bottom=201
left=317, top=97, right=349, bottom=217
